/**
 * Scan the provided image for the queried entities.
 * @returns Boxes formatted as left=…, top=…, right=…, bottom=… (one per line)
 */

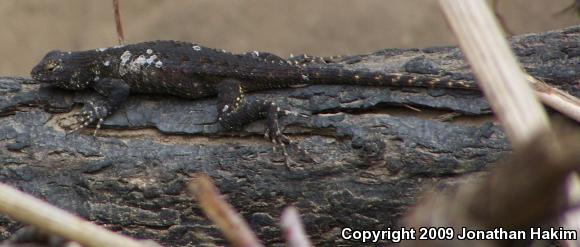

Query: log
left=0, top=26, right=578, bottom=246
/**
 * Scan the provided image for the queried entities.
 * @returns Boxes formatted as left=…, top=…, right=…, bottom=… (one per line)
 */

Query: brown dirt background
left=0, top=0, right=578, bottom=76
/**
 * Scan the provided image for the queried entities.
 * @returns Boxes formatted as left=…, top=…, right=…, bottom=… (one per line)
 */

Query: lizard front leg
left=216, top=79, right=292, bottom=146
left=60, top=78, right=130, bottom=135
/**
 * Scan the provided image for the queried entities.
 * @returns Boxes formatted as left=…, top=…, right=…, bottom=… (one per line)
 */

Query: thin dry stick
left=0, top=182, right=159, bottom=247
left=439, top=0, right=550, bottom=147
left=280, top=207, right=313, bottom=247
left=491, top=0, right=514, bottom=35
left=527, top=75, right=580, bottom=123
left=438, top=1, right=580, bottom=246
left=113, top=0, right=125, bottom=45
left=187, top=174, right=264, bottom=247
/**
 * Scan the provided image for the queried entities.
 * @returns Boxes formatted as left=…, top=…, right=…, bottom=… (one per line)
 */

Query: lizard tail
left=303, top=66, right=479, bottom=90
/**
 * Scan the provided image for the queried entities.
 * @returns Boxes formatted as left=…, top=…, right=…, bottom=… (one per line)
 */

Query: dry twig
left=400, top=0, right=580, bottom=246
left=0, top=182, right=160, bottom=247
left=280, top=207, right=313, bottom=247
left=491, top=0, right=514, bottom=35
left=526, top=75, right=580, bottom=123
left=187, top=174, right=264, bottom=247
left=439, top=0, right=550, bottom=146
left=112, top=0, right=125, bottom=45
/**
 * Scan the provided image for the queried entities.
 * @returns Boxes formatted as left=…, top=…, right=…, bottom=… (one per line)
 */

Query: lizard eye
left=45, top=61, right=58, bottom=72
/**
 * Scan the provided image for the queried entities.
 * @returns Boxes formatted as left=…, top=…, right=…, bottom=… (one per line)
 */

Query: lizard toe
left=282, top=110, right=309, bottom=119
left=59, top=110, right=96, bottom=134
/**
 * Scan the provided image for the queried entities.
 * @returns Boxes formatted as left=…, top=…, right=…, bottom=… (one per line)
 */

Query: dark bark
left=0, top=26, right=578, bottom=246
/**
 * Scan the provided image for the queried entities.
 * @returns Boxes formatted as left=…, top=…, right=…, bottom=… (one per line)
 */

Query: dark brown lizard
left=31, top=40, right=478, bottom=146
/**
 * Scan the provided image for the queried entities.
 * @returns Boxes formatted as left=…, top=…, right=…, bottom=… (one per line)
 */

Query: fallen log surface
left=0, top=26, right=578, bottom=246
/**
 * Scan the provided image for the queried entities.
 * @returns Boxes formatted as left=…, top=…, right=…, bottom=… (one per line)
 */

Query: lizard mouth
left=30, top=65, right=45, bottom=81
left=31, top=74, right=59, bottom=84
left=30, top=66, right=55, bottom=83
left=30, top=73, right=43, bottom=81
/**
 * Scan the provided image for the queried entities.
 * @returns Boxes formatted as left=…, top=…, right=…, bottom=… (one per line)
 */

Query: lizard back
left=32, top=40, right=479, bottom=100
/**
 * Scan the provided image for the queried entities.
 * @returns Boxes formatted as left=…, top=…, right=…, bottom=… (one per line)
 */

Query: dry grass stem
left=439, top=0, right=550, bottom=147
left=112, top=0, right=125, bottom=45
left=188, top=174, right=264, bottom=247
left=280, top=207, right=313, bottom=247
left=0, top=182, right=159, bottom=247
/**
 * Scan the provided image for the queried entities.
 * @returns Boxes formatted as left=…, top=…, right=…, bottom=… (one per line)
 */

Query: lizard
left=31, top=40, right=478, bottom=148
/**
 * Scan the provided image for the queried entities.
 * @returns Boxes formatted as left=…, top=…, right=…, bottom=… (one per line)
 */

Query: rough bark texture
left=0, top=26, right=578, bottom=246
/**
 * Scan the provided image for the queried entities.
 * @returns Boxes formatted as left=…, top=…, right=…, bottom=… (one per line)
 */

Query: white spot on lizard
left=119, top=51, right=132, bottom=76
left=131, top=55, right=147, bottom=71
left=120, top=51, right=132, bottom=65
left=192, top=45, right=201, bottom=51
left=146, top=55, right=158, bottom=64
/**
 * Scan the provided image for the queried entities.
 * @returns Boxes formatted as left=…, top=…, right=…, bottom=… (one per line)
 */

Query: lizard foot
left=58, top=110, right=96, bottom=135
left=264, top=120, right=317, bottom=166
left=57, top=101, right=108, bottom=136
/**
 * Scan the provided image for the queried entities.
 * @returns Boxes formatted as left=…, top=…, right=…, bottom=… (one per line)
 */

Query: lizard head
left=31, top=50, right=94, bottom=89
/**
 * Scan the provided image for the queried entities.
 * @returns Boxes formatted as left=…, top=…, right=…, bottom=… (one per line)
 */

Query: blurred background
left=0, top=0, right=578, bottom=76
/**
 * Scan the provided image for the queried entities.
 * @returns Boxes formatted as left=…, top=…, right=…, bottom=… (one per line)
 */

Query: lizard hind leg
left=216, top=79, right=308, bottom=162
